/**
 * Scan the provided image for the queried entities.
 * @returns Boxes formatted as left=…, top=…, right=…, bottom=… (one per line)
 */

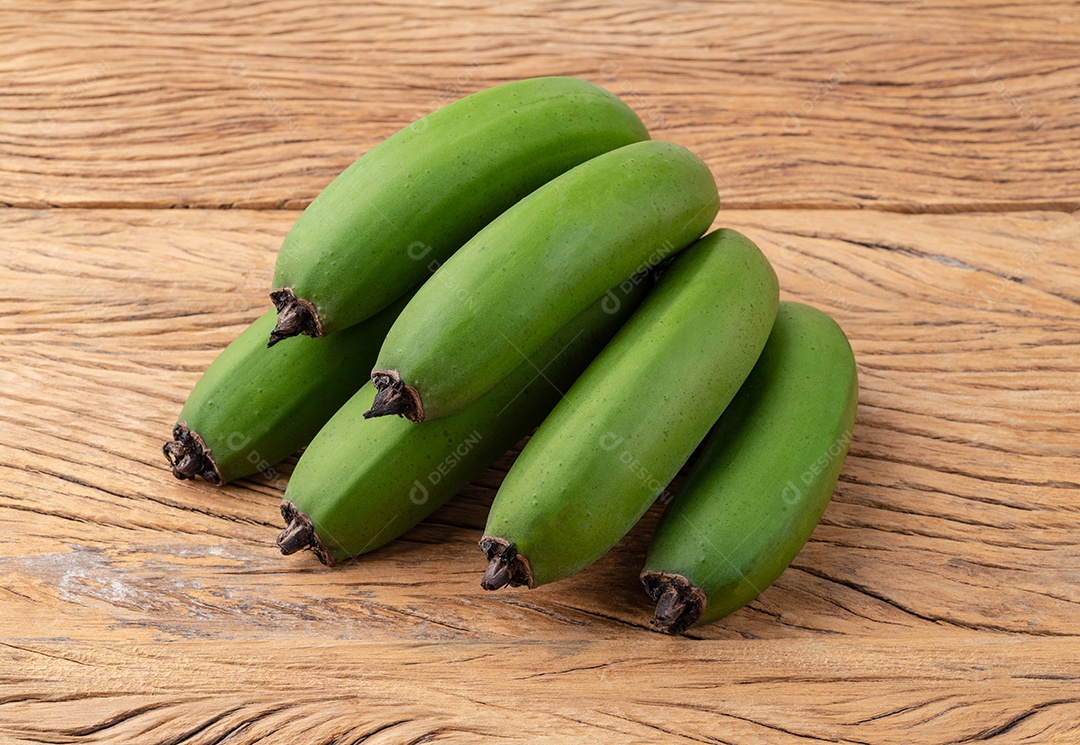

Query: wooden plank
left=1, top=1, right=1077, bottom=210
left=1, top=206, right=1077, bottom=740
left=0, top=207, right=1076, bottom=654
left=2, top=637, right=1079, bottom=743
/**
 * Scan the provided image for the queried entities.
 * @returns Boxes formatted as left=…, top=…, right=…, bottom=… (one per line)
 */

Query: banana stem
left=653, top=586, right=687, bottom=626
left=268, top=288, right=323, bottom=347
left=277, top=517, right=314, bottom=555
left=640, top=571, right=707, bottom=635
left=163, top=424, right=222, bottom=484
left=365, top=371, right=426, bottom=423
left=277, top=501, right=337, bottom=565
left=479, top=537, right=533, bottom=590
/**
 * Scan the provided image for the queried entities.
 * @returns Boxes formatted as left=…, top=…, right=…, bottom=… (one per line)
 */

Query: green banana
left=641, top=302, right=858, bottom=634
left=276, top=276, right=650, bottom=565
left=480, top=229, right=779, bottom=590
left=163, top=294, right=408, bottom=485
left=268, top=76, right=649, bottom=345
left=367, top=140, right=720, bottom=423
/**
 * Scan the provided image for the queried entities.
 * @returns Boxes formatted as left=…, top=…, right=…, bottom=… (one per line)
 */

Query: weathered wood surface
left=1, top=207, right=1077, bottom=742
left=1, top=1, right=1078, bottom=210
left=4, top=638, right=1079, bottom=743
left=2, top=0, right=1079, bottom=742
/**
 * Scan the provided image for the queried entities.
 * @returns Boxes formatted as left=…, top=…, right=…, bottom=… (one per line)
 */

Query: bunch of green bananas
left=164, top=77, right=857, bottom=634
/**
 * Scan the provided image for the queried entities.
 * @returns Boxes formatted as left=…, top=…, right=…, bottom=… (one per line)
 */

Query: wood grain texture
left=1, top=0, right=1078, bottom=210
left=3, top=638, right=1079, bottom=744
left=1, top=207, right=1077, bottom=741
left=3, top=2, right=1079, bottom=741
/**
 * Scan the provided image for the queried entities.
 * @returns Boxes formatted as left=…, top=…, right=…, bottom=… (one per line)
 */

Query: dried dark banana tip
left=366, top=371, right=425, bottom=423
left=268, top=288, right=323, bottom=347
left=641, top=571, right=706, bottom=635
left=652, top=586, right=687, bottom=628
left=277, top=501, right=317, bottom=555
left=276, top=501, right=338, bottom=566
left=163, top=423, right=222, bottom=484
left=479, top=537, right=533, bottom=590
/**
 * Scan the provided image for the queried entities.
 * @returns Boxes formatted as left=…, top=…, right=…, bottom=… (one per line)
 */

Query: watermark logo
left=227, top=59, right=300, bottom=133
left=407, top=241, right=434, bottom=261
left=599, top=431, right=676, bottom=503
left=600, top=239, right=677, bottom=314
left=784, top=60, right=853, bottom=133
left=599, top=431, right=624, bottom=451
left=599, top=61, right=668, bottom=130
left=227, top=431, right=286, bottom=490
left=409, top=480, right=430, bottom=505
left=972, top=62, right=1045, bottom=132
left=39, top=61, right=111, bottom=133
left=425, top=258, right=478, bottom=310
left=408, top=430, right=484, bottom=505
left=780, top=431, right=852, bottom=504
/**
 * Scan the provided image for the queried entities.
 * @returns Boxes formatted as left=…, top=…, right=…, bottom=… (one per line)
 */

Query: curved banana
left=641, top=302, right=858, bottom=634
left=367, top=140, right=720, bottom=423
left=276, top=277, right=649, bottom=564
left=163, top=295, right=407, bottom=484
left=268, top=76, right=648, bottom=345
left=479, top=229, right=778, bottom=590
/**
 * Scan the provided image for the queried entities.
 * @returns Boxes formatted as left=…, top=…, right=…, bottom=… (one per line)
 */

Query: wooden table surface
left=2, top=2, right=1078, bottom=742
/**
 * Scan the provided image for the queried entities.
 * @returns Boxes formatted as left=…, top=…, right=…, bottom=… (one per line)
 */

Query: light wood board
left=1, top=1, right=1078, bottom=742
